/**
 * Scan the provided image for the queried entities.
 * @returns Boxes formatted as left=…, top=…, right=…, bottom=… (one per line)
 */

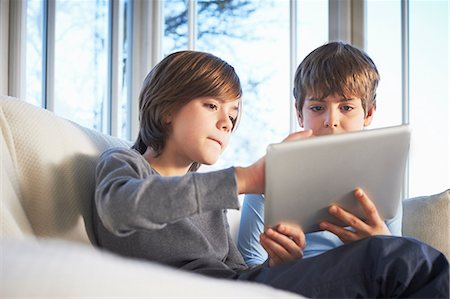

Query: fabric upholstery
left=0, top=96, right=129, bottom=244
left=1, top=238, right=300, bottom=298
left=0, top=110, right=34, bottom=238
left=403, top=189, right=450, bottom=259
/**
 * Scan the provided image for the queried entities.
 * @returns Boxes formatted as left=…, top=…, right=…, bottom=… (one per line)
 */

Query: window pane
left=163, top=0, right=188, bottom=54
left=118, top=0, right=131, bottom=140
left=296, top=0, right=328, bottom=132
left=297, top=0, right=328, bottom=60
left=366, top=0, right=402, bottom=128
left=409, top=0, right=449, bottom=197
left=53, top=0, right=109, bottom=132
left=25, top=0, right=44, bottom=107
left=196, top=0, right=290, bottom=170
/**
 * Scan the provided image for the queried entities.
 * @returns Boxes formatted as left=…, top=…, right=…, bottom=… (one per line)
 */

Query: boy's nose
left=218, top=114, right=232, bottom=132
left=324, top=111, right=339, bottom=127
left=324, top=121, right=338, bottom=128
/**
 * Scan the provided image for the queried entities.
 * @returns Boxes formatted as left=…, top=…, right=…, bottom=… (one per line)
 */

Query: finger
left=275, top=223, right=306, bottom=250
left=263, top=245, right=283, bottom=267
left=265, top=227, right=303, bottom=259
left=354, top=188, right=383, bottom=225
left=328, top=205, right=370, bottom=232
left=282, top=130, right=313, bottom=142
left=267, top=225, right=303, bottom=259
left=319, top=221, right=358, bottom=243
left=260, top=233, right=286, bottom=265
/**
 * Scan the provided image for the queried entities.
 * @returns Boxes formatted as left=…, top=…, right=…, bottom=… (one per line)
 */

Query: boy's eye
left=205, top=103, right=218, bottom=110
left=310, top=106, right=324, bottom=112
left=341, top=105, right=353, bottom=111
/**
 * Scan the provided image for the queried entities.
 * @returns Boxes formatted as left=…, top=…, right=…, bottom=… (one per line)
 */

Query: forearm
left=237, top=194, right=268, bottom=266
left=234, top=157, right=265, bottom=195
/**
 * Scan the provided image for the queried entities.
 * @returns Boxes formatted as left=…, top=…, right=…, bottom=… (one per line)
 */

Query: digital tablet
left=264, top=125, right=410, bottom=233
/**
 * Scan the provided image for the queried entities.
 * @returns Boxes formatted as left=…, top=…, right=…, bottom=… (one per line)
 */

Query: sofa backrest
left=2, top=96, right=448, bottom=259
left=0, top=96, right=130, bottom=244
left=403, top=189, right=450, bottom=259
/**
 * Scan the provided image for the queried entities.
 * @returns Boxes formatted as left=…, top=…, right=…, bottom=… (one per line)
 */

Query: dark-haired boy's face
left=164, top=97, right=239, bottom=166
left=298, top=93, right=374, bottom=136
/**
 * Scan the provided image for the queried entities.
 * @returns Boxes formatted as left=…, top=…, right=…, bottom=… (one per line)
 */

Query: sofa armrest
left=402, top=189, right=450, bottom=260
left=1, top=238, right=302, bottom=298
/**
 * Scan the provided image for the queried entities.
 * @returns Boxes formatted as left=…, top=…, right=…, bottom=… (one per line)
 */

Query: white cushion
left=1, top=238, right=302, bottom=298
left=0, top=107, right=34, bottom=238
left=403, top=189, right=450, bottom=259
left=0, top=96, right=130, bottom=244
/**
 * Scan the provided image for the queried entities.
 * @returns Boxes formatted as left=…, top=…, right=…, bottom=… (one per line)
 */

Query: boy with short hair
left=238, top=41, right=402, bottom=265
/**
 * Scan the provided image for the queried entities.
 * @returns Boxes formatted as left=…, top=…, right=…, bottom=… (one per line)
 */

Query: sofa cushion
left=0, top=108, right=34, bottom=238
left=0, top=96, right=130, bottom=244
left=1, top=238, right=302, bottom=298
left=403, top=189, right=450, bottom=259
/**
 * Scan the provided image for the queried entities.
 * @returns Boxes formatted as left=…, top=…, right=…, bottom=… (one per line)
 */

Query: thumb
left=282, top=130, right=313, bottom=142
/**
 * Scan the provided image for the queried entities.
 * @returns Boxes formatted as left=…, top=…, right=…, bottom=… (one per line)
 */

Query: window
left=196, top=0, right=291, bottom=169
left=366, top=0, right=402, bottom=128
left=14, top=0, right=449, bottom=197
left=25, top=0, right=44, bottom=108
left=115, top=0, right=132, bottom=140
left=53, top=0, right=109, bottom=132
left=24, top=0, right=132, bottom=138
left=297, top=0, right=328, bottom=64
left=409, top=0, right=449, bottom=197
left=163, top=0, right=328, bottom=170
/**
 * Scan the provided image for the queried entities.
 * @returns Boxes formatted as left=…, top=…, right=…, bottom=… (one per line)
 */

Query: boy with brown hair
left=238, top=42, right=404, bottom=266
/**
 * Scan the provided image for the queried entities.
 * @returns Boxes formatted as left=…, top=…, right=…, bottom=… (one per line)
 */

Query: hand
left=235, top=130, right=313, bottom=194
left=282, top=129, right=313, bottom=142
left=319, top=188, right=391, bottom=243
left=260, top=222, right=306, bottom=267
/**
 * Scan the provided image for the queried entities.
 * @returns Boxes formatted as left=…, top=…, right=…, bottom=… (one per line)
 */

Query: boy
left=94, top=50, right=448, bottom=298
left=238, top=42, right=402, bottom=265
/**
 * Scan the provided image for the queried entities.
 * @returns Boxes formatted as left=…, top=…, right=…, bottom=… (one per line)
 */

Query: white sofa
left=1, top=96, right=449, bottom=298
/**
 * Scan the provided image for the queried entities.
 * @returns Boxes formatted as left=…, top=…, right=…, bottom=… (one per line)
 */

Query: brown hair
left=293, top=42, right=379, bottom=117
left=132, top=51, right=242, bottom=171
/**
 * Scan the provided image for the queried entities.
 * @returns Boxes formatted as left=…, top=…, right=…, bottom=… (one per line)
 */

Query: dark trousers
left=238, top=236, right=449, bottom=298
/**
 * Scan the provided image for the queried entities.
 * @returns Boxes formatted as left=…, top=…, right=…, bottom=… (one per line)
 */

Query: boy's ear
left=364, top=105, right=376, bottom=127
left=295, top=102, right=304, bottom=128
left=164, top=113, right=172, bottom=124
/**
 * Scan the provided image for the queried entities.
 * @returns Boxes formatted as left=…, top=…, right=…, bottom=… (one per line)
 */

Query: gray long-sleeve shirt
left=93, top=147, right=249, bottom=278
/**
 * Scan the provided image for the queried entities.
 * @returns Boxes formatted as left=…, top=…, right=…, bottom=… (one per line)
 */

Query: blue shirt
left=237, top=194, right=403, bottom=266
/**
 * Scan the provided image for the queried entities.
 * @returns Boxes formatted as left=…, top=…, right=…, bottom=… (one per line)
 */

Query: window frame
left=3, top=0, right=447, bottom=198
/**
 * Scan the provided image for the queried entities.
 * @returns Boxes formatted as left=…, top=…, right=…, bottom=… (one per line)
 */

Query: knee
left=363, top=236, right=447, bottom=264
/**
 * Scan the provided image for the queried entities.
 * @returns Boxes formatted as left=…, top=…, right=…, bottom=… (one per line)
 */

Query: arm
left=95, top=148, right=240, bottom=236
left=237, top=194, right=268, bottom=266
left=386, top=200, right=403, bottom=236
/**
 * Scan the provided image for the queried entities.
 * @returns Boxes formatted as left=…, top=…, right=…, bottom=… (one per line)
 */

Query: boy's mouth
left=208, top=137, right=223, bottom=148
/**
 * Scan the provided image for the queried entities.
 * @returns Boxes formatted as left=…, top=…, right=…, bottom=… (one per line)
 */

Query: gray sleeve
left=95, top=148, right=240, bottom=236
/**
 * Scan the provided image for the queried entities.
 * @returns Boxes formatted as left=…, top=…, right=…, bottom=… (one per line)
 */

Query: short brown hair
left=293, top=42, right=379, bottom=116
left=132, top=51, right=242, bottom=170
